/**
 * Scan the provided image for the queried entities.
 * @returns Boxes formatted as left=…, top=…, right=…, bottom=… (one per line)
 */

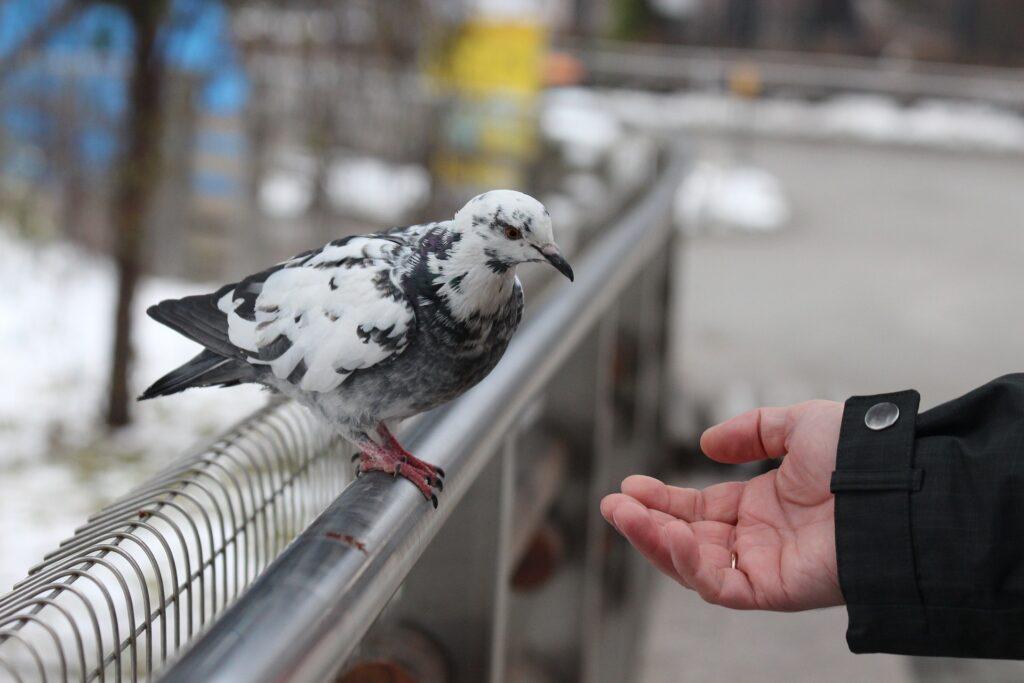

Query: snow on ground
left=541, top=88, right=624, bottom=169
left=257, top=148, right=431, bottom=225
left=260, top=168, right=313, bottom=219
left=0, top=227, right=266, bottom=591
left=675, top=162, right=790, bottom=235
left=327, top=156, right=431, bottom=225
left=587, top=88, right=1024, bottom=153
left=542, top=86, right=1024, bottom=236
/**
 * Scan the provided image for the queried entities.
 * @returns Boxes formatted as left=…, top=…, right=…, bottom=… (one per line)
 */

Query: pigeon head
left=454, top=190, right=574, bottom=281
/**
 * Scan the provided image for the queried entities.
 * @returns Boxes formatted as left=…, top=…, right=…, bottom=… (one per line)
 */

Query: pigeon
left=140, top=190, right=573, bottom=507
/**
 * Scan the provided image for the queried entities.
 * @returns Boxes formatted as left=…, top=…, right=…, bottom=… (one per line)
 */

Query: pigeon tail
left=139, top=349, right=253, bottom=400
left=147, top=289, right=241, bottom=360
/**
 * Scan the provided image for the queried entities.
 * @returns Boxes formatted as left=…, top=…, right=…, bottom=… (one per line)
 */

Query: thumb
left=700, top=405, right=795, bottom=464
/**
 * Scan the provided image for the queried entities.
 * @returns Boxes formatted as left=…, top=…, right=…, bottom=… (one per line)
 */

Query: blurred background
left=2, top=0, right=1024, bottom=681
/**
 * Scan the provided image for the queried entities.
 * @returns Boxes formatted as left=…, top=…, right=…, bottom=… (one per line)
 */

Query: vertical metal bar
left=616, top=253, right=673, bottom=682
left=0, top=631, right=46, bottom=682
left=266, top=412, right=303, bottom=552
left=88, top=545, right=153, bottom=678
left=357, top=436, right=509, bottom=681
left=0, top=616, right=66, bottom=683
left=236, top=428, right=283, bottom=566
left=255, top=417, right=295, bottom=577
left=1, top=598, right=87, bottom=682
left=488, top=436, right=516, bottom=683
left=580, top=308, right=619, bottom=683
left=7, top=583, right=104, bottom=681
left=0, top=655, right=25, bottom=683
left=639, top=262, right=661, bottom=442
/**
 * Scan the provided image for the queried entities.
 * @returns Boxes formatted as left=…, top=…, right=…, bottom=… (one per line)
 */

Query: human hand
left=601, top=400, right=845, bottom=611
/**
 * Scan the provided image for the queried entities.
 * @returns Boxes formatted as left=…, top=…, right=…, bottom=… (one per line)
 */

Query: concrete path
left=670, top=135, right=1024, bottom=433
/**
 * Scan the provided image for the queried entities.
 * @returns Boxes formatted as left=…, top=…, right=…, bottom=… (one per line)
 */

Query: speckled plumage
left=142, top=190, right=571, bottom=504
left=264, top=221, right=525, bottom=438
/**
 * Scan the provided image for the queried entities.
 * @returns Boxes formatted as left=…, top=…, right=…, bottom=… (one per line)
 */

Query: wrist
left=831, top=390, right=925, bottom=650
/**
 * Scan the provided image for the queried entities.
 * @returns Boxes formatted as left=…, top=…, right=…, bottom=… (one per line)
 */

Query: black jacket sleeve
left=831, top=373, right=1024, bottom=659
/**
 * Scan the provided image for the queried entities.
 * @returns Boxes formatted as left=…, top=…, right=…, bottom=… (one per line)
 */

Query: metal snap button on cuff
left=865, top=402, right=900, bottom=431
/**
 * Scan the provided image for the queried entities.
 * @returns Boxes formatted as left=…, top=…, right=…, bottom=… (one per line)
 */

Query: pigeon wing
left=220, top=235, right=416, bottom=393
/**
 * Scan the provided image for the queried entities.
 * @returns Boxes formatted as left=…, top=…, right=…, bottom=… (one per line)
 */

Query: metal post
left=581, top=311, right=619, bottom=682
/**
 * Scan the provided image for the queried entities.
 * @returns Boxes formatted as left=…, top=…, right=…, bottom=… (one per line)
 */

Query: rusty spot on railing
left=325, top=532, right=367, bottom=554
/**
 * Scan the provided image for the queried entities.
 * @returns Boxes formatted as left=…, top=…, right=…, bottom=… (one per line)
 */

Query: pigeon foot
left=355, top=426, right=444, bottom=507
left=375, top=424, right=445, bottom=479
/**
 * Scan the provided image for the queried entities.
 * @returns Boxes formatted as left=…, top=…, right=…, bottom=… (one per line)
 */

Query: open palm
left=600, top=400, right=845, bottom=611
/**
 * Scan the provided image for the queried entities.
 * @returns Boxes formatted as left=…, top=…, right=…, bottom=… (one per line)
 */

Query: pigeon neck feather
left=429, top=229, right=517, bottom=321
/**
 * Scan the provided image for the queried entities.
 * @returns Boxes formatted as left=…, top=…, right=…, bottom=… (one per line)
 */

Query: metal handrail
left=159, top=148, right=688, bottom=683
left=564, top=38, right=1024, bottom=109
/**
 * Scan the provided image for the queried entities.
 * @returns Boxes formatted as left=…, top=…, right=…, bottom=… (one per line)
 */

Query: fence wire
left=0, top=399, right=351, bottom=682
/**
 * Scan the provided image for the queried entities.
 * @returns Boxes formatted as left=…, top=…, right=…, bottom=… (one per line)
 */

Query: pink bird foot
left=354, top=425, right=444, bottom=507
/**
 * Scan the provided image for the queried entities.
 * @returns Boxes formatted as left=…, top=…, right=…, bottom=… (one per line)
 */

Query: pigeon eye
left=504, top=226, right=522, bottom=240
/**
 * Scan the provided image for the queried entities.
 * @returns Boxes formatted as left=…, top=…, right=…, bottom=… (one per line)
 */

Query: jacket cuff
left=832, top=390, right=927, bottom=652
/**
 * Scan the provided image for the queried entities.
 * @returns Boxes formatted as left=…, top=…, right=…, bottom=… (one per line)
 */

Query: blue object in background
left=0, top=0, right=249, bottom=179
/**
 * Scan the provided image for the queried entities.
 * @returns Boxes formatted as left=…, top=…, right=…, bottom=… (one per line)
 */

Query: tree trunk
left=105, top=2, right=167, bottom=427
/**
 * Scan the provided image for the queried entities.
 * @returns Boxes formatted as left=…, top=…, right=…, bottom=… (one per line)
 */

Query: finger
left=608, top=497, right=662, bottom=556
left=700, top=405, right=795, bottom=464
left=665, top=521, right=757, bottom=609
left=605, top=496, right=692, bottom=587
left=602, top=493, right=673, bottom=527
left=608, top=497, right=674, bottom=573
left=605, top=495, right=736, bottom=591
left=646, top=506, right=680, bottom=527
left=621, top=475, right=701, bottom=521
left=600, top=493, right=621, bottom=529
left=700, top=483, right=744, bottom=524
left=622, top=475, right=744, bottom=524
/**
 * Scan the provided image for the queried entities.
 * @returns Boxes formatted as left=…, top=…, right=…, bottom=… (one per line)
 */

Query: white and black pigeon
left=140, top=190, right=573, bottom=506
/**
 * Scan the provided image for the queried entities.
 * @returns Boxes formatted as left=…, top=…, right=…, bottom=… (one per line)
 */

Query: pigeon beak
left=540, top=244, right=574, bottom=282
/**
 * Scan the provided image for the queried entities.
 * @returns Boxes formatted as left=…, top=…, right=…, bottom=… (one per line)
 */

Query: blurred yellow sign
left=430, top=18, right=547, bottom=191
left=433, top=154, right=522, bottom=188
left=434, top=21, right=545, bottom=97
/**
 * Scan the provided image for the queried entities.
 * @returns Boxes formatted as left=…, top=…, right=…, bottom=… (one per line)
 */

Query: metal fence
left=0, top=147, right=687, bottom=683
left=0, top=402, right=350, bottom=682
left=565, top=38, right=1024, bottom=109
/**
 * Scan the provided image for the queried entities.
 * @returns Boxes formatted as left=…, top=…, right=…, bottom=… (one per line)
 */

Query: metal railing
left=0, top=402, right=351, bottom=682
left=1, top=147, right=687, bottom=682
left=564, top=38, right=1024, bottom=109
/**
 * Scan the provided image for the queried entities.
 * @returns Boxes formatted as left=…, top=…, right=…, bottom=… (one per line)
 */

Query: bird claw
left=353, top=444, right=444, bottom=508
